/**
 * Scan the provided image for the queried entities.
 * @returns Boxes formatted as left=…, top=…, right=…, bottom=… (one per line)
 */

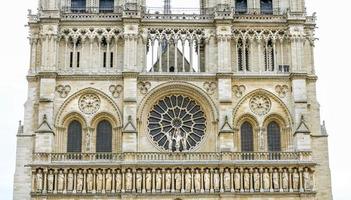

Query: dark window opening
left=260, top=0, right=273, bottom=14
left=241, top=122, right=254, bottom=152
left=67, top=120, right=82, bottom=153
left=110, top=52, right=114, bottom=68
left=76, top=52, right=80, bottom=68
left=100, top=0, right=114, bottom=13
left=69, top=52, right=73, bottom=68
left=96, top=120, right=112, bottom=153
left=103, top=52, right=107, bottom=68
left=169, top=66, right=175, bottom=72
left=235, top=0, right=248, bottom=14
left=71, top=0, right=86, bottom=13
left=267, top=122, right=281, bottom=152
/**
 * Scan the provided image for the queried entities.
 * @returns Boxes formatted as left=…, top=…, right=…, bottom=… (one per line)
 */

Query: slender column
left=280, top=39, right=284, bottom=71
left=249, top=38, right=253, bottom=71
left=167, top=41, right=170, bottom=72
left=72, top=38, right=77, bottom=68
left=43, top=169, right=48, bottom=193
left=242, top=39, right=247, bottom=73
left=98, top=39, right=102, bottom=68
left=220, top=169, right=224, bottom=193
left=82, top=170, right=86, bottom=194
left=31, top=170, right=36, bottom=193
left=53, top=37, right=58, bottom=70
left=190, top=40, right=193, bottom=73
left=158, top=39, right=162, bottom=72
left=64, top=38, right=68, bottom=69
left=115, top=38, right=119, bottom=70
left=174, top=40, right=178, bottom=72
left=197, top=39, right=201, bottom=72
left=106, top=38, right=110, bottom=68
left=299, top=168, right=304, bottom=192
left=182, top=40, right=185, bottom=72
left=63, top=169, right=67, bottom=194
left=257, top=38, right=262, bottom=73
left=151, top=40, right=155, bottom=72
left=89, top=38, right=93, bottom=69
left=273, top=39, right=277, bottom=72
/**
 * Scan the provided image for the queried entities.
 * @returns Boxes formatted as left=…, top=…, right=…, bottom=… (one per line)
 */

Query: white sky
left=0, top=0, right=350, bottom=199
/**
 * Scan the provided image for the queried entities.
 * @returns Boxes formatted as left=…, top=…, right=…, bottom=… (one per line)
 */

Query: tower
left=14, top=0, right=332, bottom=199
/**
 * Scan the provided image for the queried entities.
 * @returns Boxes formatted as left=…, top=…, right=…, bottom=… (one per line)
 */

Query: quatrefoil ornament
left=109, top=85, right=123, bottom=98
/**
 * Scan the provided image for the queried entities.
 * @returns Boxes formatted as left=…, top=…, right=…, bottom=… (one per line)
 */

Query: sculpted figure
left=96, top=170, right=103, bottom=192
left=145, top=170, right=152, bottom=191
left=115, top=170, right=122, bottom=192
left=47, top=170, right=54, bottom=192
left=126, top=169, right=133, bottom=191
left=174, top=169, right=182, bottom=191
left=58, top=170, right=65, bottom=192
left=272, top=169, right=279, bottom=190
left=224, top=169, right=231, bottom=191
left=243, top=169, right=250, bottom=191
left=155, top=170, right=162, bottom=191
left=213, top=169, right=220, bottom=191
left=253, top=169, right=260, bottom=191
left=165, top=169, right=172, bottom=191
left=203, top=169, right=210, bottom=191
left=263, top=169, right=270, bottom=191
left=292, top=169, right=299, bottom=190
left=185, top=169, right=192, bottom=192
left=67, top=170, right=74, bottom=192
left=234, top=169, right=241, bottom=191
left=76, top=170, right=84, bottom=192
left=86, top=170, right=94, bottom=192
left=194, top=169, right=201, bottom=192
left=36, top=170, right=43, bottom=192
left=303, top=168, right=312, bottom=190
left=136, top=171, right=143, bottom=192
left=105, top=170, right=112, bottom=192
left=282, top=169, right=289, bottom=190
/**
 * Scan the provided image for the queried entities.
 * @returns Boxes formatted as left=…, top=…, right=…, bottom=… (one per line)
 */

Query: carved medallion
left=78, top=94, right=100, bottom=115
left=275, top=85, right=289, bottom=98
left=249, top=95, right=271, bottom=116
left=138, top=81, right=151, bottom=95
left=232, top=85, right=246, bottom=98
left=148, top=95, right=206, bottom=152
left=203, top=82, right=217, bottom=95
left=56, top=85, right=71, bottom=98
left=109, top=85, right=123, bottom=98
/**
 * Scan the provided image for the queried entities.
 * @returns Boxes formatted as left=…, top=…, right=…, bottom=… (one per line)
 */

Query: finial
left=43, top=114, right=48, bottom=122
left=18, top=120, right=22, bottom=127
left=300, top=115, right=305, bottom=122
left=128, top=115, right=132, bottom=122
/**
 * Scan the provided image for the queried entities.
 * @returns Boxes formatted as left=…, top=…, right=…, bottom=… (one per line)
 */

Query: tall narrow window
left=76, top=52, right=80, bottom=68
left=267, top=122, right=281, bottom=152
left=96, top=120, right=112, bottom=153
left=71, top=0, right=86, bottom=13
left=110, top=52, right=114, bottom=68
left=237, top=39, right=250, bottom=71
left=103, top=52, right=107, bottom=68
left=260, top=0, right=273, bottom=14
left=100, top=0, right=114, bottom=13
left=69, top=52, right=73, bottom=68
left=235, top=0, right=248, bottom=14
left=264, top=40, right=274, bottom=71
left=241, top=122, right=254, bottom=152
left=67, top=120, right=82, bottom=153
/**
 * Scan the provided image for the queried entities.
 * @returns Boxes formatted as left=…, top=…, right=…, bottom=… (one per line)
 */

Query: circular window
left=249, top=94, right=271, bottom=116
left=147, top=95, right=206, bottom=152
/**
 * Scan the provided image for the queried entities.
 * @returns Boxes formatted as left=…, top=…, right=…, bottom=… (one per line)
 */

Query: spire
left=17, top=121, right=24, bottom=135
left=164, top=0, right=171, bottom=14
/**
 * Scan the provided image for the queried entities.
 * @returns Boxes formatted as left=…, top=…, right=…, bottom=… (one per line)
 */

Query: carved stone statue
left=243, top=169, right=250, bottom=191
left=253, top=169, right=260, bottom=191
left=87, top=170, right=94, bottom=192
left=185, top=169, right=192, bottom=192
left=136, top=171, right=143, bottom=192
left=282, top=169, right=289, bottom=190
left=204, top=169, right=210, bottom=191
left=175, top=169, right=182, bottom=191
left=263, top=169, right=270, bottom=191
left=145, top=170, right=152, bottom=192
left=213, top=169, right=220, bottom=191
left=293, top=169, right=299, bottom=190
left=58, top=170, right=65, bottom=192
left=194, top=169, right=201, bottom=192
left=67, top=170, right=74, bottom=192
left=303, top=168, right=312, bottom=191
left=165, top=170, right=172, bottom=191
left=105, top=170, right=112, bottom=192
left=47, top=170, right=54, bottom=192
left=36, top=170, right=43, bottom=192
left=155, top=170, right=162, bottom=191
left=224, top=169, right=231, bottom=191
left=234, top=169, right=241, bottom=191
left=272, top=169, right=279, bottom=190
left=76, top=170, right=84, bottom=192
left=126, top=169, right=133, bottom=191
left=116, top=170, right=122, bottom=192
left=96, top=170, right=103, bottom=192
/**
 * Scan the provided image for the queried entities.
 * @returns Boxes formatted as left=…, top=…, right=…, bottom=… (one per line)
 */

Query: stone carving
left=253, top=169, right=260, bottom=191
left=87, top=170, right=94, bottom=192
left=232, top=85, right=246, bottom=98
left=145, top=170, right=152, bottom=192
left=175, top=169, right=182, bottom=191
left=275, top=85, right=289, bottom=98
left=67, top=169, right=74, bottom=191
left=234, top=169, right=241, bottom=191
left=204, top=169, right=210, bottom=191
left=126, top=169, right=133, bottom=191
left=213, top=169, right=220, bottom=191
left=138, top=81, right=151, bottom=95
left=165, top=169, right=172, bottom=192
left=109, top=85, right=123, bottom=98
left=106, top=169, right=112, bottom=192
left=78, top=93, right=101, bottom=115
left=249, top=95, right=271, bottom=116
left=36, top=169, right=43, bottom=192
left=303, top=168, right=312, bottom=191
left=96, top=170, right=103, bottom=192
left=194, top=169, right=201, bottom=192
left=282, top=169, right=289, bottom=190
left=58, top=170, right=65, bottom=192
left=136, top=170, right=142, bottom=192
left=272, top=169, right=279, bottom=190
left=116, top=170, right=122, bottom=192
left=292, top=169, right=299, bottom=191
left=155, top=170, right=162, bottom=191
left=224, top=169, right=231, bottom=191
left=243, top=169, right=250, bottom=191
left=148, top=95, right=206, bottom=152
left=56, top=85, right=71, bottom=98
left=76, top=170, right=84, bottom=192
left=47, top=170, right=54, bottom=192
left=203, top=82, right=217, bottom=95
left=263, top=169, right=270, bottom=191
left=185, top=169, right=192, bottom=192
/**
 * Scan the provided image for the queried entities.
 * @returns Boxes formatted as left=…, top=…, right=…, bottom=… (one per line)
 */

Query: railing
left=234, top=8, right=284, bottom=15
left=32, top=152, right=312, bottom=163
left=61, top=6, right=123, bottom=14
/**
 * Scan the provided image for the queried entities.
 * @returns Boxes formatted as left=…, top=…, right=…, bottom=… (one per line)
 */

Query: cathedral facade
left=13, top=0, right=332, bottom=199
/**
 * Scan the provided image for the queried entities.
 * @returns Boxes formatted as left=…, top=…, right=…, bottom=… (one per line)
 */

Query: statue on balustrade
left=203, top=169, right=210, bottom=191
left=234, top=169, right=241, bottom=191
left=303, top=168, right=312, bottom=191
left=165, top=169, right=172, bottom=192
left=116, top=170, right=122, bottom=192
left=282, top=169, right=289, bottom=191
left=263, top=169, right=270, bottom=191
left=194, top=169, right=201, bottom=192
left=86, top=169, right=94, bottom=192
left=47, top=170, right=54, bottom=192
left=243, top=169, right=250, bottom=191
left=175, top=169, right=182, bottom=191
left=272, top=169, right=279, bottom=190
left=213, top=169, right=220, bottom=191
left=185, top=169, right=192, bottom=192
left=105, top=169, right=112, bottom=192
left=35, top=169, right=43, bottom=192
left=136, top=170, right=143, bottom=192
left=224, top=168, right=231, bottom=191
left=126, top=169, right=133, bottom=191
left=145, top=170, right=152, bottom=192
left=155, top=169, right=162, bottom=191
left=67, top=169, right=74, bottom=192
left=57, top=170, right=65, bottom=192
left=253, top=168, right=260, bottom=191
left=96, top=169, right=103, bottom=192
left=76, top=170, right=84, bottom=192
left=292, top=169, right=299, bottom=191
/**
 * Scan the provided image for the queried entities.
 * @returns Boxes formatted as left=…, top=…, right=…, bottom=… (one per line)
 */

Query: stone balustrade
left=31, top=166, right=315, bottom=196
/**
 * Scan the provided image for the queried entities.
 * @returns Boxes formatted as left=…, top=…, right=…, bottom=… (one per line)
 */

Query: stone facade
left=13, top=0, right=332, bottom=200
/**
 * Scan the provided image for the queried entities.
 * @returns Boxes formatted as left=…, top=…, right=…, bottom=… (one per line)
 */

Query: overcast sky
left=0, top=0, right=350, bottom=199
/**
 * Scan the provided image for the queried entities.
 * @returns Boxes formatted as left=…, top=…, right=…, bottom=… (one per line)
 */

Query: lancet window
left=237, top=39, right=250, bottom=72
left=67, top=120, right=82, bottom=153
left=267, top=122, right=281, bottom=152
left=264, top=39, right=275, bottom=72
left=240, top=122, right=254, bottom=152
left=96, top=120, right=113, bottom=153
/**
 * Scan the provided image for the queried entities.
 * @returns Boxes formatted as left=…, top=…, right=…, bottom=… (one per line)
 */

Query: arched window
left=235, top=0, right=248, bottom=14
left=67, top=120, right=82, bottom=153
left=260, top=0, right=273, bottom=14
left=267, top=122, right=281, bottom=152
left=241, top=122, right=254, bottom=152
left=264, top=39, right=275, bottom=71
left=100, top=0, right=114, bottom=13
left=71, top=0, right=86, bottom=13
left=237, top=39, right=250, bottom=71
left=96, top=120, right=112, bottom=153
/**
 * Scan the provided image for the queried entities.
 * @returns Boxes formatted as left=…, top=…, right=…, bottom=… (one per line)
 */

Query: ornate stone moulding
left=78, top=93, right=101, bottom=115
left=249, top=94, right=272, bottom=116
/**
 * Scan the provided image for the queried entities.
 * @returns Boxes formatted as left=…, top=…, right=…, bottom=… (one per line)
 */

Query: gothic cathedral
left=13, top=0, right=332, bottom=199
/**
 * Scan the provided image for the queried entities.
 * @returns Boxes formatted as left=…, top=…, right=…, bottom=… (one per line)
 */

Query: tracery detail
left=78, top=94, right=101, bottom=115
left=249, top=95, right=271, bottom=116
left=148, top=95, right=206, bottom=152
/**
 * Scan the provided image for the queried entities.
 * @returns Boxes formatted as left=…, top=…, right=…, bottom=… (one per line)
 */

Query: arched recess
left=233, top=89, right=293, bottom=152
left=234, top=113, right=259, bottom=152
left=55, top=87, right=123, bottom=153
left=137, top=81, right=219, bottom=152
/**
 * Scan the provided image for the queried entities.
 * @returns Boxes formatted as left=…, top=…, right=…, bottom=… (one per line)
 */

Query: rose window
left=78, top=94, right=101, bottom=115
left=249, top=95, right=271, bottom=116
left=148, top=95, right=206, bottom=152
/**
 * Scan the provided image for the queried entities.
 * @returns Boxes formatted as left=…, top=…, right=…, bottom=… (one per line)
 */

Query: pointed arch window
left=96, top=120, right=112, bottom=153
left=237, top=39, right=250, bottom=72
left=241, top=122, right=254, bottom=152
left=100, top=0, right=114, bottom=13
left=67, top=120, right=82, bottom=153
left=267, top=122, right=281, bottom=152
left=260, top=0, right=273, bottom=14
left=235, top=0, right=248, bottom=14
left=264, top=39, right=275, bottom=71
left=71, top=0, right=86, bottom=13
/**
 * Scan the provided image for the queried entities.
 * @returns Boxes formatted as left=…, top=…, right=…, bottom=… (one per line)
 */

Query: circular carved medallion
left=78, top=94, right=101, bottom=115
left=249, top=95, right=271, bottom=116
left=147, top=95, right=206, bottom=152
